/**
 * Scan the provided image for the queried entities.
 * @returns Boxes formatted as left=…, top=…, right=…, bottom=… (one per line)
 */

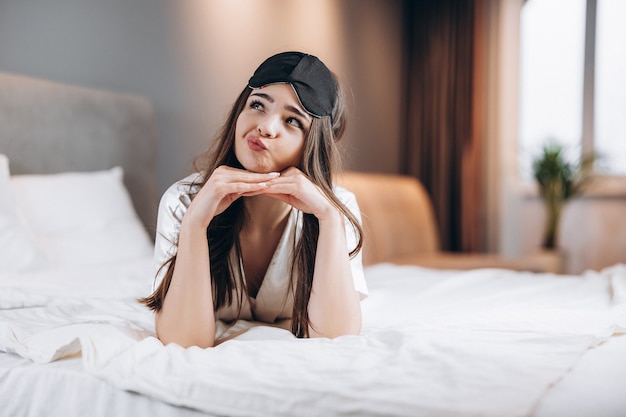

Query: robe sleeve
left=152, top=173, right=201, bottom=291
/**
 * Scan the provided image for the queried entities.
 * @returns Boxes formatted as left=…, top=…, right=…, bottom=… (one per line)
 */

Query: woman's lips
left=247, top=137, right=267, bottom=151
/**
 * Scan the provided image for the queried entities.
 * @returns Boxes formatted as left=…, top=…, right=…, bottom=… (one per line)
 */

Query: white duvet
left=1, top=261, right=625, bottom=417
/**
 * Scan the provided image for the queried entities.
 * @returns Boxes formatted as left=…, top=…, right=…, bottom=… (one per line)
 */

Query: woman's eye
left=286, top=117, right=303, bottom=129
left=250, top=100, right=263, bottom=111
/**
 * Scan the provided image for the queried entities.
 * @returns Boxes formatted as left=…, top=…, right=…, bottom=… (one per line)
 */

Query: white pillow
left=0, top=154, right=46, bottom=271
left=11, top=167, right=153, bottom=267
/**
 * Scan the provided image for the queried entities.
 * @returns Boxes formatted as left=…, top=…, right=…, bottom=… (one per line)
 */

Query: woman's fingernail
left=258, top=182, right=267, bottom=187
left=268, top=172, right=280, bottom=177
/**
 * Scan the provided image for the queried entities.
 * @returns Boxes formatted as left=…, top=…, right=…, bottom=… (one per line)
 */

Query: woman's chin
left=246, top=168, right=272, bottom=174
left=240, top=162, right=280, bottom=174
left=237, top=161, right=269, bottom=174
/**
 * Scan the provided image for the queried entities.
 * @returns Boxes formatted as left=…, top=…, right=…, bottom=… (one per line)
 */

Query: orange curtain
left=400, top=0, right=484, bottom=252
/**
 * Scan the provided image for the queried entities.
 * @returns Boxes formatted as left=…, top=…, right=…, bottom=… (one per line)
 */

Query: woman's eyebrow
left=251, top=92, right=310, bottom=121
left=285, top=104, right=310, bottom=121
left=251, top=92, right=274, bottom=103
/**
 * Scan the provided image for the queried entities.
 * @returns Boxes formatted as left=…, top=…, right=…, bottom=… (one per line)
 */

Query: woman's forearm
left=155, top=218, right=216, bottom=348
left=307, top=212, right=362, bottom=338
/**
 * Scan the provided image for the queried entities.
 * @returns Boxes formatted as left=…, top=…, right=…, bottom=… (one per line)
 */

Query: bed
left=1, top=72, right=625, bottom=417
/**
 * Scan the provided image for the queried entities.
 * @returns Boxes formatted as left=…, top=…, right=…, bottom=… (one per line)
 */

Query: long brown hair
left=140, top=80, right=363, bottom=338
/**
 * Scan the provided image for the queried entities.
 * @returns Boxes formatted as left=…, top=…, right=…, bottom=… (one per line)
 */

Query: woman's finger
left=262, top=179, right=332, bottom=217
left=213, top=166, right=280, bottom=184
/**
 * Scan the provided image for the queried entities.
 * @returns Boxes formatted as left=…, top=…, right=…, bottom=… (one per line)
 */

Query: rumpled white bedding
left=1, top=261, right=625, bottom=417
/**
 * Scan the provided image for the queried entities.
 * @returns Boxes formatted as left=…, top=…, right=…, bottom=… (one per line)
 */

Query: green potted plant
left=532, top=141, right=595, bottom=249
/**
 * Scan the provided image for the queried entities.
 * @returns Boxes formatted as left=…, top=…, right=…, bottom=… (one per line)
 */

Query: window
left=519, top=0, right=626, bottom=179
left=595, top=0, right=626, bottom=175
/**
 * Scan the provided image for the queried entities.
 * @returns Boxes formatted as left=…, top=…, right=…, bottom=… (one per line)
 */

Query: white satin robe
left=152, top=173, right=368, bottom=325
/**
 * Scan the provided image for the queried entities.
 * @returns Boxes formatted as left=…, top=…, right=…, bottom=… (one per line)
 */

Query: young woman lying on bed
left=140, top=51, right=366, bottom=348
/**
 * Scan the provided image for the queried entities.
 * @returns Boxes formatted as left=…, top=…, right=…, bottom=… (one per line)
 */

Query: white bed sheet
left=1, top=261, right=624, bottom=417
left=0, top=353, right=211, bottom=417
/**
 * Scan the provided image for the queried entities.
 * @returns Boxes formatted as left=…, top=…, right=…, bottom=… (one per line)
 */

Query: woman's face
left=234, top=83, right=312, bottom=173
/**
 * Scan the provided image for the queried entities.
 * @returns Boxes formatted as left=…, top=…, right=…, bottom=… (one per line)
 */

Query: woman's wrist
left=182, top=211, right=211, bottom=232
left=183, top=201, right=215, bottom=229
left=316, top=205, right=344, bottom=227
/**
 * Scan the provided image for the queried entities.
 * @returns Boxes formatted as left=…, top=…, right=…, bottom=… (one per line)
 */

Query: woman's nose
left=257, top=115, right=279, bottom=138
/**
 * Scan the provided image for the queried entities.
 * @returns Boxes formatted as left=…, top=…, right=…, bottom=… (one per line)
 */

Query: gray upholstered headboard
left=0, top=72, right=158, bottom=235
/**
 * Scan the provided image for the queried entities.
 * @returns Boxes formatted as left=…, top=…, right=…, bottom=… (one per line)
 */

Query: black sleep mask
left=248, top=51, right=337, bottom=119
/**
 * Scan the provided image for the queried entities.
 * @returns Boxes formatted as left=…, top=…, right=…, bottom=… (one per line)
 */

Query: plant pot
left=533, top=249, right=566, bottom=274
left=541, top=199, right=563, bottom=250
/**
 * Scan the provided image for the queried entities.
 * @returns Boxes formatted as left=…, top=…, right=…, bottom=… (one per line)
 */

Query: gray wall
left=0, top=0, right=404, bottom=194
left=0, top=0, right=181, bottom=192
